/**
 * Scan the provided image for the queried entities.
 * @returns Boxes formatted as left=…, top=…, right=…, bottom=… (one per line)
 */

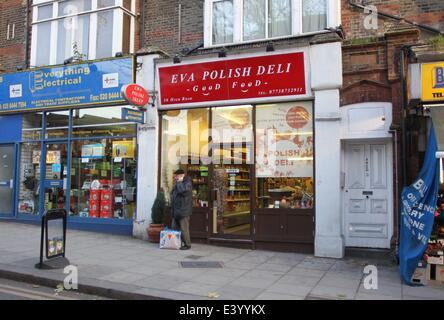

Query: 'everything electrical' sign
left=0, top=57, right=133, bottom=114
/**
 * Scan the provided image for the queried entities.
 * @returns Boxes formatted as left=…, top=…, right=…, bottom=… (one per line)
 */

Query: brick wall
left=142, top=0, right=204, bottom=56
left=342, top=0, right=444, bottom=40
left=0, top=0, right=28, bottom=72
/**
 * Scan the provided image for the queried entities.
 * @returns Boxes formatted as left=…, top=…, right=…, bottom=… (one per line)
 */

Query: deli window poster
left=255, top=102, right=313, bottom=178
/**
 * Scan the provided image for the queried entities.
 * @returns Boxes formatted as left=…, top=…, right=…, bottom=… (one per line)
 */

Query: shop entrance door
left=42, top=143, right=69, bottom=213
left=343, top=140, right=393, bottom=249
left=210, top=105, right=253, bottom=238
left=211, top=163, right=253, bottom=237
left=0, top=144, right=16, bottom=216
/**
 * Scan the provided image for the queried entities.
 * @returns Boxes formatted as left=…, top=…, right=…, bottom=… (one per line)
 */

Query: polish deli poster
left=256, top=102, right=313, bottom=178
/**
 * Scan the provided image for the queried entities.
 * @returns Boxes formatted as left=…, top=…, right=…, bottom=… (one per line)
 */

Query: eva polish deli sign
left=158, top=52, right=307, bottom=108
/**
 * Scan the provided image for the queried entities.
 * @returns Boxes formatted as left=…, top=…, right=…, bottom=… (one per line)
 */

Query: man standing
left=171, top=169, right=193, bottom=250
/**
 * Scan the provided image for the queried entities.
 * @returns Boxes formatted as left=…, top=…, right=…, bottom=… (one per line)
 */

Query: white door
left=343, top=141, right=393, bottom=248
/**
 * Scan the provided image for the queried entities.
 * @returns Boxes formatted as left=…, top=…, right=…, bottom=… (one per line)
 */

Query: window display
left=255, top=102, right=314, bottom=209
left=72, top=106, right=137, bottom=137
left=70, top=138, right=137, bottom=219
left=18, top=142, right=41, bottom=215
left=22, top=113, right=42, bottom=141
left=161, top=108, right=210, bottom=207
left=43, top=143, right=68, bottom=211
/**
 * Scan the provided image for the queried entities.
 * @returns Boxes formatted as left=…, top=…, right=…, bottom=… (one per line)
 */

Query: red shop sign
left=158, top=51, right=307, bottom=108
left=121, top=84, right=149, bottom=107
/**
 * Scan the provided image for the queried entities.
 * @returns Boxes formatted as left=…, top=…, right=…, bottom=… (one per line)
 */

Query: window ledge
left=202, top=30, right=338, bottom=51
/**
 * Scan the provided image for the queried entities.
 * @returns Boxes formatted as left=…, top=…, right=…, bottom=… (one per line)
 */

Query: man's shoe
left=180, top=245, right=191, bottom=250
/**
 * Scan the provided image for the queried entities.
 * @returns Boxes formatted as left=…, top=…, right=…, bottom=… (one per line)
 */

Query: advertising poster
left=112, top=140, right=135, bottom=158
left=255, top=102, right=313, bottom=178
left=32, top=150, right=61, bottom=164
left=81, top=144, right=105, bottom=159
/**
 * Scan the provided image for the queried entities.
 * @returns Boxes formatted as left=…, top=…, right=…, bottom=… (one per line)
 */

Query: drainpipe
left=400, top=45, right=409, bottom=188
left=389, top=127, right=400, bottom=261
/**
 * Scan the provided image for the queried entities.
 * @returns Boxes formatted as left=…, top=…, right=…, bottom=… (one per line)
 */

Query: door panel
left=369, top=144, right=387, bottom=189
left=190, top=208, right=209, bottom=239
left=348, top=144, right=366, bottom=189
left=344, top=141, right=392, bottom=248
left=0, top=145, right=15, bottom=215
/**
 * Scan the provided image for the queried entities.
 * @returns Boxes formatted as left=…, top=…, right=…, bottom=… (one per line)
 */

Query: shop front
left=154, top=45, right=343, bottom=254
left=0, top=57, right=140, bottom=234
left=401, top=59, right=444, bottom=284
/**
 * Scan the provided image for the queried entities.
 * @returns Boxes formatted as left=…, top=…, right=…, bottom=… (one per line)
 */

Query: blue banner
left=400, top=126, right=440, bottom=285
left=122, top=107, right=145, bottom=124
left=0, top=57, right=133, bottom=114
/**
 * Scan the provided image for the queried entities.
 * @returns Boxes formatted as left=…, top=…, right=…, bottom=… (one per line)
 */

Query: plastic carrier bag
left=159, top=228, right=181, bottom=250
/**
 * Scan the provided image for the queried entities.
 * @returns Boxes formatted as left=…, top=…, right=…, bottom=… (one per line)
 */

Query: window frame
left=204, top=0, right=340, bottom=48
left=31, top=0, right=136, bottom=67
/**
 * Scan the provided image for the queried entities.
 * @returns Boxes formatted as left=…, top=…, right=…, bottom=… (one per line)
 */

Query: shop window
left=122, top=13, right=131, bottom=55
left=269, top=0, right=292, bottom=38
left=45, top=111, right=70, bottom=139
left=212, top=0, right=234, bottom=45
left=97, top=0, right=116, bottom=8
left=243, top=0, right=266, bottom=41
left=56, top=15, right=91, bottom=65
left=31, top=0, right=136, bottom=67
left=302, top=0, right=327, bottom=33
left=205, top=0, right=336, bottom=46
left=255, top=102, right=314, bottom=209
left=161, top=109, right=210, bottom=207
left=72, top=106, right=137, bottom=137
left=242, top=0, right=292, bottom=41
left=18, top=142, right=41, bottom=215
left=96, top=10, right=115, bottom=59
left=70, top=138, right=137, bottom=219
left=22, top=113, right=43, bottom=141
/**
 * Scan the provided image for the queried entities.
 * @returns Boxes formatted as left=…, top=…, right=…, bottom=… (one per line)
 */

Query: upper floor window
left=205, top=0, right=339, bottom=47
left=31, top=0, right=136, bottom=67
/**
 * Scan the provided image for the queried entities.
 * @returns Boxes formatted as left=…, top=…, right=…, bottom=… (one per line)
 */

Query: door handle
left=9, top=179, right=13, bottom=189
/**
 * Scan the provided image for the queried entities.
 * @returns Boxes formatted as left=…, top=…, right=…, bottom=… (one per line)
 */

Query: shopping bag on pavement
left=159, top=228, right=181, bottom=250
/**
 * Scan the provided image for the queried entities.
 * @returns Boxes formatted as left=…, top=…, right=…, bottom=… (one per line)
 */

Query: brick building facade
left=340, top=0, right=444, bottom=247
left=0, top=0, right=28, bottom=73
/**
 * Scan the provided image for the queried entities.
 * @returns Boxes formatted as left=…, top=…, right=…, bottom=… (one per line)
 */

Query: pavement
left=1, top=221, right=444, bottom=300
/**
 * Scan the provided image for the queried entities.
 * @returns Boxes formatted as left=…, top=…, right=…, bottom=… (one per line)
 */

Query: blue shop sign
left=122, top=108, right=145, bottom=124
left=0, top=57, right=134, bottom=114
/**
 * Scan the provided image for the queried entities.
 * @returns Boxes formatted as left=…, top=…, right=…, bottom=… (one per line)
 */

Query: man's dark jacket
left=171, top=176, right=193, bottom=219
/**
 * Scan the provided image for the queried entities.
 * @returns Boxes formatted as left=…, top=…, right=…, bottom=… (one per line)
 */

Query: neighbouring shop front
left=402, top=58, right=444, bottom=284
left=155, top=49, right=319, bottom=252
left=0, top=57, right=140, bottom=234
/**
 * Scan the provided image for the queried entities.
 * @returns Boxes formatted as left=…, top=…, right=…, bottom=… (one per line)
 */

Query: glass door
left=0, top=145, right=16, bottom=216
left=42, top=143, right=69, bottom=212
left=211, top=106, right=253, bottom=237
